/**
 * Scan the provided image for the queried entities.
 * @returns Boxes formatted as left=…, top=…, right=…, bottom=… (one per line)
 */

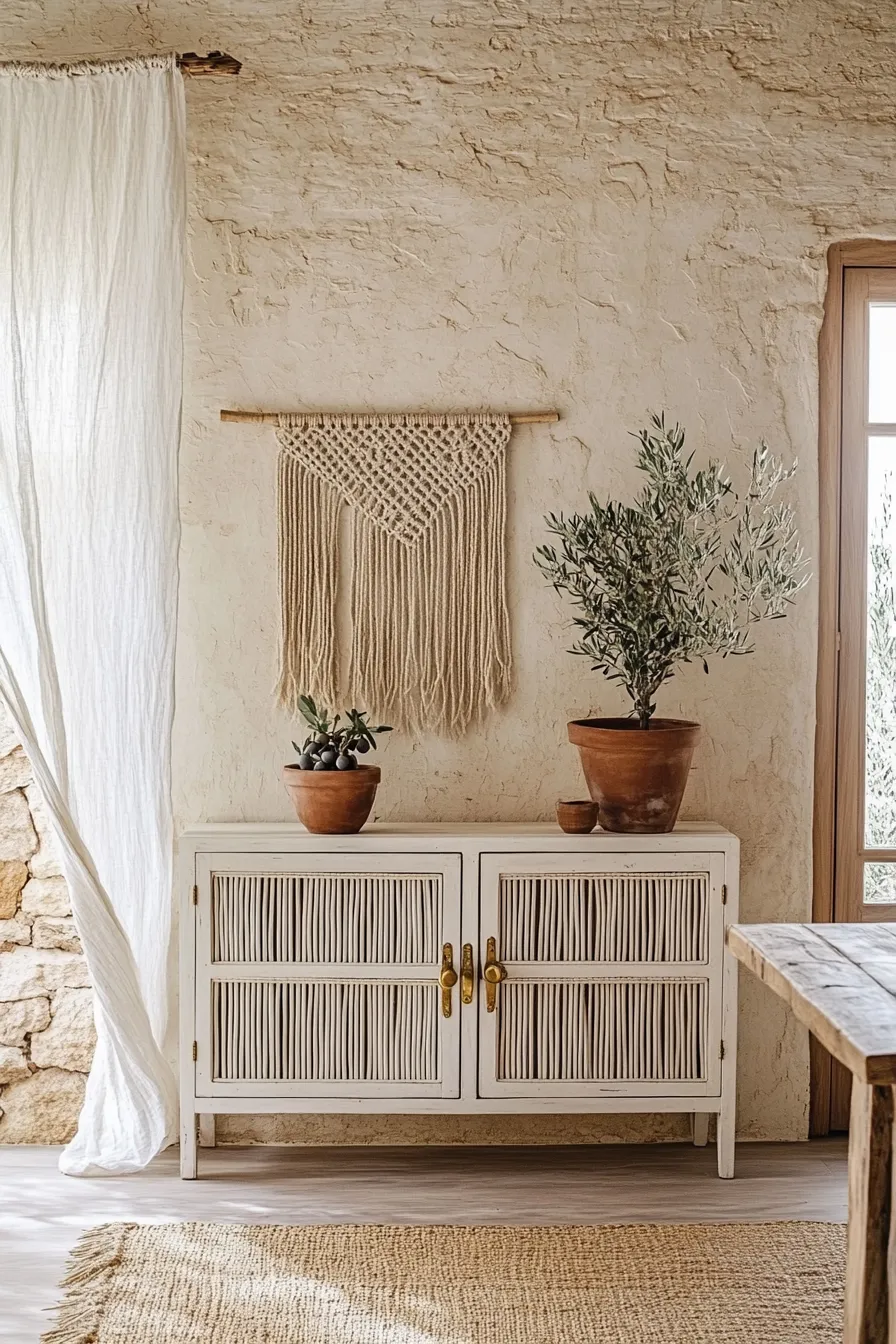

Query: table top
left=728, top=923, right=896, bottom=1084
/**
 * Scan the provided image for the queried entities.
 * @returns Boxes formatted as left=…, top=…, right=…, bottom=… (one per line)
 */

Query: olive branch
left=535, top=414, right=809, bottom=728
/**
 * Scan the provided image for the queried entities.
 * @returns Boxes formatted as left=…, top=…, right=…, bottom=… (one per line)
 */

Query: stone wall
left=0, top=710, right=94, bottom=1142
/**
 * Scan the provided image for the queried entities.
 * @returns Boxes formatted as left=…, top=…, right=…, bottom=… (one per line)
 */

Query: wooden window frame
left=812, top=240, right=896, bottom=1135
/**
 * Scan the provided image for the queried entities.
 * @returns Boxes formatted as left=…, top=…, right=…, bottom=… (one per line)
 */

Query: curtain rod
left=178, top=52, right=241, bottom=75
left=221, top=409, right=560, bottom=426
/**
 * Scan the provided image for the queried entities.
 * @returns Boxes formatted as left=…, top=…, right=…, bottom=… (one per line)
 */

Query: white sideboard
left=178, top=823, right=739, bottom=1179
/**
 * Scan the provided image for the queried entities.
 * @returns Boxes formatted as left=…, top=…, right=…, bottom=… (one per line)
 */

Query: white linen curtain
left=0, top=56, right=184, bottom=1173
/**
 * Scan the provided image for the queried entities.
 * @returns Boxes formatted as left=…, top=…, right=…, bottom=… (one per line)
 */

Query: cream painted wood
left=194, top=852, right=461, bottom=1101
left=182, top=821, right=733, bottom=848
left=180, top=824, right=739, bottom=1180
left=477, top=852, right=725, bottom=1103
left=178, top=1094, right=722, bottom=1115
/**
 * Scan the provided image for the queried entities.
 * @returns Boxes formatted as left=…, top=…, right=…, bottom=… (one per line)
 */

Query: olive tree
left=535, top=414, right=809, bottom=728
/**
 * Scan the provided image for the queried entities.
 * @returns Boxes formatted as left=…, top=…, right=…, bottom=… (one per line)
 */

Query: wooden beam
left=220, top=409, right=560, bottom=426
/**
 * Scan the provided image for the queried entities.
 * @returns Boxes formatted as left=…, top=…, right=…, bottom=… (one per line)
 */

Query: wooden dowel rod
left=507, top=412, right=560, bottom=425
left=178, top=52, right=241, bottom=75
left=220, top=409, right=560, bottom=426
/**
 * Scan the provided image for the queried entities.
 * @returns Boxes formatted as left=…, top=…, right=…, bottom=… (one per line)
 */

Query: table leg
left=846, top=1079, right=892, bottom=1343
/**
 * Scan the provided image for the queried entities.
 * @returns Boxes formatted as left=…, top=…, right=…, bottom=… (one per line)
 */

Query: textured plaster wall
left=5, top=0, right=896, bottom=1145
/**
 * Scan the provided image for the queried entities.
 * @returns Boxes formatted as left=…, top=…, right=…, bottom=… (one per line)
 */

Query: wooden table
left=728, top=923, right=896, bottom=1344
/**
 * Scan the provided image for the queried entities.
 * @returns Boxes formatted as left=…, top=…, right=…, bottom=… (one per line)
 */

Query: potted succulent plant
left=536, top=414, right=809, bottom=833
left=283, top=696, right=392, bottom=834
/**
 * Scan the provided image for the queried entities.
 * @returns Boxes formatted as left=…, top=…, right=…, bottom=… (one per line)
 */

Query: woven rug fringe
left=41, top=1223, right=132, bottom=1344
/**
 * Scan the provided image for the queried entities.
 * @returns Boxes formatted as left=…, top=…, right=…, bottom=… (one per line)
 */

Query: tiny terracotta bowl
left=556, top=799, right=598, bottom=834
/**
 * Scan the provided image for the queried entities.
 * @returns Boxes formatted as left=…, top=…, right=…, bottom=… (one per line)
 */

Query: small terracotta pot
left=568, top=718, right=700, bottom=834
left=282, top=764, right=381, bottom=834
left=556, top=799, right=598, bottom=834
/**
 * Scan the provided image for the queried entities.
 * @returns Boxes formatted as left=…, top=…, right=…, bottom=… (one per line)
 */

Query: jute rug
left=43, top=1221, right=845, bottom=1343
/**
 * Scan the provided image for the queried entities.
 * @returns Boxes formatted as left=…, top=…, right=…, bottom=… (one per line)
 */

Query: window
left=837, top=268, right=896, bottom=917
left=813, top=244, right=896, bottom=1133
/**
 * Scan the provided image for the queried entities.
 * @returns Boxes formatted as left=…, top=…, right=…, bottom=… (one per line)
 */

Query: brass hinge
left=720, top=1040, right=726, bottom=1060
left=192, top=885, right=198, bottom=906
left=721, top=883, right=727, bottom=906
left=192, top=1041, right=198, bottom=1062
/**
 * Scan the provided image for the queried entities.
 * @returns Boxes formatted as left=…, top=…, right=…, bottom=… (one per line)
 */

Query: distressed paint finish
left=4, top=1, right=895, bottom=1144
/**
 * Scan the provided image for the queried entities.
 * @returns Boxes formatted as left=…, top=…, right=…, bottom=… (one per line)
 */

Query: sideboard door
left=193, top=852, right=461, bottom=1100
left=477, top=851, right=726, bottom=1101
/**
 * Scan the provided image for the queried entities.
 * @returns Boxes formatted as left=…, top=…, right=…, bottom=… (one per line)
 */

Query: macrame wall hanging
left=220, top=407, right=559, bottom=738
left=277, top=411, right=511, bottom=737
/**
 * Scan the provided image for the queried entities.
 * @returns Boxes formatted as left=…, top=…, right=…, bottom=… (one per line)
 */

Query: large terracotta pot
left=282, top=764, right=381, bottom=834
left=567, top=718, right=700, bottom=834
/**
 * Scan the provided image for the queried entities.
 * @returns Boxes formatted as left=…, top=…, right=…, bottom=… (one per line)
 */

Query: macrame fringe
left=275, top=412, right=512, bottom=736
left=41, top=1223, right=132, bottom=1344
left=348, top=458, right=511, bottom=736
left=277, top=450, right=342, bottom=711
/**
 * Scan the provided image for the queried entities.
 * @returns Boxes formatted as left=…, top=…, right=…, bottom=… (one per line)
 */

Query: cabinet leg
left=198, top=1113, right=216, bottom=1148
left=717, top=1098, right=735, bottom=1179
left=844, top=1079, right=892, bottom=1344
left=180, top=1111, right=198, bottom=1180
left=693, top=1112, right=710, bottom=1147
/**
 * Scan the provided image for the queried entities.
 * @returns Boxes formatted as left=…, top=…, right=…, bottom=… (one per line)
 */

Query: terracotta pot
left=567, top=718, right=700, bottom=834
left=556, top=799, right=598, bottom=834
left=282, top=764, right=381, bottom=834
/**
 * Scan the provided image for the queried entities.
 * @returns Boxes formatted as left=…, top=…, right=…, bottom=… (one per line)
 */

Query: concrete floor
left=0, top=1139, right=848, bottom=1343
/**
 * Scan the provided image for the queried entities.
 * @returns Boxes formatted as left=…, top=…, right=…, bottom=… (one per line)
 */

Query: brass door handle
left=483, top=936, right=506, bottom=1013
left=461, top=943, right=474, bottom=1004
left=439, top=943, right=458, bottom=1018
